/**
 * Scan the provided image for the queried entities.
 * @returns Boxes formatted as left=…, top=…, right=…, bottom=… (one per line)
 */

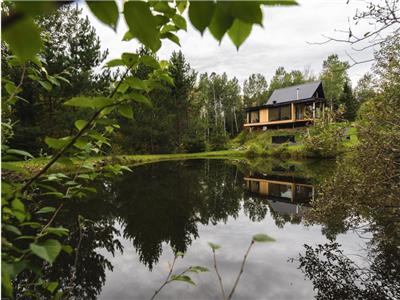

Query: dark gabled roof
left=266, top=81, right=323, bottom=106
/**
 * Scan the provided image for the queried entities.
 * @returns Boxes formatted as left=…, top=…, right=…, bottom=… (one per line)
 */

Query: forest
left=3, top=5, right=369, bottom=156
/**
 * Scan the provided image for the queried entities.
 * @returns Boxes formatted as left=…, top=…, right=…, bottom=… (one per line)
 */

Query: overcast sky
left=82, top=0, right=377, bottom=87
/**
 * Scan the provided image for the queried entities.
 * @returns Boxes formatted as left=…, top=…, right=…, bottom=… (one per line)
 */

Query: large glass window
left=295, top=104, right=303, bottom=120
left=268, top=183, right=292, bottom=199
left=294, top=185, right=313, bottom=202
left=250, top=111, right=260, bottom=123
left=250, top=181, right=260, bottom=193
left=268, top=105, right=292, bottom=122
left=280, top=105, right=291, bottom=120
left=269, top=108, right=279, bottom=122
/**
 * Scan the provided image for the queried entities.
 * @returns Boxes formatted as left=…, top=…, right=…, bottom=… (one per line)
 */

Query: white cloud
left=82, top=0, right=378, bottom=86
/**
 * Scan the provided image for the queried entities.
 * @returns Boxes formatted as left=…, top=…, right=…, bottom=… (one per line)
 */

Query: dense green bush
left=304, top=122, right=347, bottom=158
left=183, top=131, right=206, bottom=153
left=245, top=143, right=264, bottom=157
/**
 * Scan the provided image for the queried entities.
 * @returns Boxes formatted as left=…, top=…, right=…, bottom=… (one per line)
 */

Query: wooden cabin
left=244, top=175, right=314, bottom=204
left=244, top=81, right=326, bottom=130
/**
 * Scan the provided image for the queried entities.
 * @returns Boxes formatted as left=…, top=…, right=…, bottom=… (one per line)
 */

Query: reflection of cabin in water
left=244, top=81, right=326, bottom=130
left=244, top=174, right=314, bottom=216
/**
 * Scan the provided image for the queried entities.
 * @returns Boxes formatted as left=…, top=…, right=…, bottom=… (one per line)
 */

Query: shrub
left=304, top=122, right=347, bottom=158
left=183, top=134, right=206, bottom=153
left=245, top=143, right=263, bottom=158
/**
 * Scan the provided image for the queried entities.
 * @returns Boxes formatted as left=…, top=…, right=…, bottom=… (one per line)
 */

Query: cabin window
left=268, top=183, right=292, bottom=199
left=295, top=104, right=303, bottom=119
left=269, top=107, right=280, bottom=121
left=250, top=181, right=260, bottom=193
left=295, top=185, right=313, bottom=202
left=268, top=105, right=291, bottom=122
left=280, top=105, right=291, bottom=120
left=250, top=111, right=259, bottom=123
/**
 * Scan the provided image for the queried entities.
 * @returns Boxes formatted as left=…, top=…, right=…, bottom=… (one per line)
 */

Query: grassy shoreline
left=4, top=150, right=246, bottom=176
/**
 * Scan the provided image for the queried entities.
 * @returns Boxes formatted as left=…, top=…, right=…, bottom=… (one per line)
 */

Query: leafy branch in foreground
left=210, top=234, right=275, bottom=300
left=150, top=251, right=209, bottom=300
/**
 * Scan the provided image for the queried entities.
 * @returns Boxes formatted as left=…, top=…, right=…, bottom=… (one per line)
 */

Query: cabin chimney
left=296, top=88, right=299, bottom=100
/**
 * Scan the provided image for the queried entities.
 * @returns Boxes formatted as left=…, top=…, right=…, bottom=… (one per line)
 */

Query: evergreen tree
left=243, top=73, right=268, bottom=107
left=340, top=80, right=357, bottom=121
left=319, top=54, right=350, bottom=109
left=5, top=5, right=110, bottom=154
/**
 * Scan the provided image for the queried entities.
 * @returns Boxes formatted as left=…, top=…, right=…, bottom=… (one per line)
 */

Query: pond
left=30, top=158, right=399, bottom=299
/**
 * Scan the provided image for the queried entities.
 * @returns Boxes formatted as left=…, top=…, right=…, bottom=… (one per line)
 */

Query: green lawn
left=3, top=150, right=245, bottom=176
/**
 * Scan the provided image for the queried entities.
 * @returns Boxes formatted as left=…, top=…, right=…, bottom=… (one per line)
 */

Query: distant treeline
left=2, top=6, right=374, bottom=155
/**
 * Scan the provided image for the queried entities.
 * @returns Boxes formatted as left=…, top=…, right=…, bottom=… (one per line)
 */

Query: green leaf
left=87, top=1, right=119, bottom=30
left=188, top=1, right=216, bottom=34
left=74, top=119, right=88, bottom=131
left=39, top=80, right=53, bottom=91
left=176, top=251, right=184, bottom=257
left=12, top=198, right=25, bottom=212
left=225, top=2, right=263, bottom=25
left=43, top=281, right=58, bottom=293
left=1, top=162, right=28, bottom=174
left=170, top=275, right=196, bottom=286
left=172, top=14, right=187, bottom=31
left=209, top=5, right=234, bottom=41
left=125, top=93, right=152, bottom=107
left=45, top=137, right=71, bottom=150
left=3, top=18, right=43, bottom=62
left=5, top=82, right=17, bottom=95
left=159, top=73, right=175, bottom=86
left=119, top=104, right=133, bottom=119
left=162, top=32, right=181, bottom=46
left=1, top=269, right=12, bottom=298
left=122, top=30, right=135, bottom=41
left=74, top=137, right=91, bottom=150
left=124, top=1, right=161, bottom=51
left=139, top=55, right=160, bottom=69
left=46, top=75, right=60, bottom=87
left=3, top=225, right=22, bottom=235
left=252, top=233, right=275, bottom=242
left=161, top=24, right=178, bottom=34
left=125, top=76, right=148, bottom=90
left=176, top=1, right=188, bottom=14
left=105, top=58, right=124, bottom=68
left=30, top=239, right=61, bottom=264
left=15, top=2, right=56, bottom=15
left=36, top=207, right=56, bottom=214
left=228, top=19, right=252, bottom=50
left=64, top=96, right=113, bottom=109
left=208, top=242, right=221, bottom=250
left=6, top=149, right=33, bottom=158
left=122, top=53, right=139, bottom=66
left=153, top=2, right=175, bottom=15
left=57, top=157, right=74, bottom=166
left=61, top=245, right=73, bottom=254
left=188, top=266, right=209, bottom=273
left=44, top=227, right=69, bottom=237
left=261, top=0, right=298, bottom=6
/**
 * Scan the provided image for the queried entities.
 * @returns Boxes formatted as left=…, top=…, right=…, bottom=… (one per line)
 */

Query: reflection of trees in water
left=299, top=155, right=400, bottom=299
left=298, top=241, right=399, bottom=300
left=113, top=160, right=244, bottom=269
left=14, top=218, right=122, bottom=300
left=13, top=158, right=342, bottom=298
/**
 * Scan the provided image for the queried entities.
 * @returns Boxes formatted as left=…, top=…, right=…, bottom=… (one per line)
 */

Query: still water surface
left=70, top=159, right=368, bottom=299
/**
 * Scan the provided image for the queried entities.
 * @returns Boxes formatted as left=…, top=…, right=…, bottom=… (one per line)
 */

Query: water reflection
left=15, top=158, right=398, bottom=299
left=245, top=174, right=313, bottom=219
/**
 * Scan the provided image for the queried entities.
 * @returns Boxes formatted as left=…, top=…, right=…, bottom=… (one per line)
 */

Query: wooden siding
left=260, top=108, right=268, bottom=123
